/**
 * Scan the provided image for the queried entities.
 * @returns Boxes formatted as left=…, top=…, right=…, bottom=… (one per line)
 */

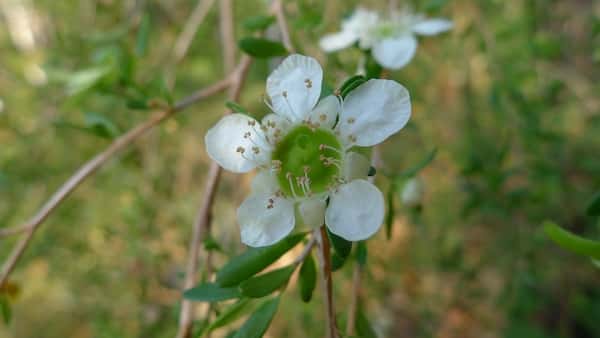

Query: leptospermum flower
left=320, top=8, right=453, bottom=70
left=205, top=54, right=411, bottom=247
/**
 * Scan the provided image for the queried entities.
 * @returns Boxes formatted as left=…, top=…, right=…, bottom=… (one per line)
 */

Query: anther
left=252, top=146, right=260, bottom=154
left=347, top=118, right=355, bottom=124
left=282, top=91, right=288, bottom=98
left=304, top=79, right=313, bottom=88
left=236, top=146, right=245, bottom=154
left=247, top=120, right=256, bottom=126
left=319, top=114, right=327, bottom=122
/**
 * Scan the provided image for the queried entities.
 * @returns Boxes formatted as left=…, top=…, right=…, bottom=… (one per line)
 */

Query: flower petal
left=325, top=179, right=384, bottom=241
left=342, top=152, right=370, bottom=181
left=412, top=18, right=453, bottom=36
left=372, top=35, right=417, bottom=70
left=298, top=197, right=326, bottom=228
left=238, top=193, right=295, bottom=247
left=261, top=113, right=292, bottom=144
left=338, top=79, right=411, bottom=147
left=251, top=170, right=279, bottom=195
left=319, top=31, right=358, bottom=53
left=307, top=95, right=340, bottom=129
left=266, top=54, right=323, bottom=123
left=205, top=114, right=271, bottom=173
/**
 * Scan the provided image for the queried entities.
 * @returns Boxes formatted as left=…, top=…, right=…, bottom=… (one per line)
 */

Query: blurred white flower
left=320, top=8, right=452, bottom=70
left=400, top=177, right=424, bottom=207
left=205, top=54, right=411, bottom=247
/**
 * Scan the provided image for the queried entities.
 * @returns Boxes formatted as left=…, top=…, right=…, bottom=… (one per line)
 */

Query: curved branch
left=0, top=78, right=231, bottom=286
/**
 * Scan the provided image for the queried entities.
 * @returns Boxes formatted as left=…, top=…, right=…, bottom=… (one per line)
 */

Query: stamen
left=263, top=96, right=276, bottom=113
left=286, top=172, right=298, bottom=199
left=319, top=144, right=343, bottom=155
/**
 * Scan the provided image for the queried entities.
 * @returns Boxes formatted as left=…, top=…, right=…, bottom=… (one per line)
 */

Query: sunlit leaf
left=216, top=233, right=306, bottom=287
left=543, top=221, right=600, bottom=259
left=238, top=37, right=288, bottom=58
left=233, top=297, right=279, bottom=338
left=65, top=67, right=111, bottom=96
left=183, top=282, right=240, bottom=302
left=239, top=265, right=295, bottom=298
left=298, top=254, right=316, bottom=302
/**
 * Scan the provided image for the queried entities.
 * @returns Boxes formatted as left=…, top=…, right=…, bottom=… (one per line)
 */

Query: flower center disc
left=272, top=125, right=342, bottom=197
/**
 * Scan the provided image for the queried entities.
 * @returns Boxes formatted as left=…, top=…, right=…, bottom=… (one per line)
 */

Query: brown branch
left=315, top=226, right=339, bottom=338
left=346, top=147, right=381, bottom=335
left=0, top=78, right=231, bottom=287
left=219, top=0, right=235, bottom=73
left=175, top=56, right=253, bottom=338
left=173, top=0, right=217, bottom=63
left=272, top=0, right=294, bottom=53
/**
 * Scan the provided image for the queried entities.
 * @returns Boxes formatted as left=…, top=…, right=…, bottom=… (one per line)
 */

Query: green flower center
left=272, top=125, right=343, bottom=198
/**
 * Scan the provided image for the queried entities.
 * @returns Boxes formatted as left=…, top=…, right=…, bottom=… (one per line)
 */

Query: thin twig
left=219, top=0, right=235, bottom=73
left=175, top=56, right=253, bottom=338
left=173, top=0, right=217, bottom=63
left=346, top=147, right=381, bottom=335
left=315, top=226, right=339, bottom=338
left=272, top=0, right=294, bottom=53
left=0, top=78, right=231, bottom=287
left=292, top=236, right=317, bottom=265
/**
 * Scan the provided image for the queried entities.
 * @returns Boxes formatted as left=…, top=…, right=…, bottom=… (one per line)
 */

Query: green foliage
left=225, top=101, right=251, bottom=115
left=543, top=221, right=600, bottom=259
left=586, top=192, right=600, bottom=216
left=298, top=254, right=316, bottom=302
left=0, top=296, right=11, bottom=325
left=239, top=265, right=296, bottom=298
left=216, top=233, right=306, bottom=287
left=243, top=15, right=276, bottom=32
left=183, top=283, right=241, bottom=302
left=238, top=38, right=288, bottom=58
left=205, top=299, right=254, bottom=334
left=355, top=309, right=377, bottom=338
left=232, top=297, right=280, bottom=338
left=338, top=75, right=367, bottom=98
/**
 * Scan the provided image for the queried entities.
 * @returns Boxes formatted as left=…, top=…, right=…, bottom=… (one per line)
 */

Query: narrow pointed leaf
left=356, top=241, right=367, bottom=266
left=217, top=233, right=306, bottom=287
left=183, top=282, right=240, bottom=302
left=543, top=221, right=600, bottom=259
left=226, top=101, right=250, bottom=115
left=207, top=299, right=253, bottom=332
left=233, top=297, right=280, bottom=338
left=298, top=254, right=316, bottom=302
left=400, top=148, right=438, bottom=178
left=239, top=265, right=296, bottom=298
left=238, top=37, right=287, bottom=58
left=135, top=13, right=151, bottom=56
left=339, top=75, right=367, bottom=98
left=243, top=15, right=276, bottom=31
left=327, top=228, right=352, bottom=258
left=385, top=182, right=396, bottom=239
left=355, top=309, right=377, bottom=338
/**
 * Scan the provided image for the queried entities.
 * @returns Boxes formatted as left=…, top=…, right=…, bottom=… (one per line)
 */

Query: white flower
left=400, top=177, right=424, bottom=207
left=320, top=8, right=453, bottom=70
left=205, top=54, right=411, bottom=247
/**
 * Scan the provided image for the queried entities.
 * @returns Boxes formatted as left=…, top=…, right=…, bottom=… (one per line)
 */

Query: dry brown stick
left=346, top=147, right=381, bottom=335
left=315, top=226, right=339, bottom=338
left=173, top=0, right=217, bottom=63
left=175, top=56, right=253, bottom=338
left=219, top=0, right=235, bottom=73
left=272, top=0, right=294, bottom=53
left=0, top=78, right=231, bottom=287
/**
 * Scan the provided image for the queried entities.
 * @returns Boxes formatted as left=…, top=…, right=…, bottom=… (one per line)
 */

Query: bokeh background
left=1, top=0, right=599, bottom=337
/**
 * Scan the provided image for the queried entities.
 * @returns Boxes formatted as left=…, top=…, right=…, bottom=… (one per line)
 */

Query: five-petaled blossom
left=319, top=8, right=453, bottom=70
left=205, top=54, right=411, bottom=247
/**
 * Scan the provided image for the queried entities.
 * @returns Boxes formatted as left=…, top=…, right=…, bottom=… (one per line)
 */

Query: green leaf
left=367, top=166, right=377, bottom=177
left=238, top=37, right=288, bottom=58
left=84, top=112, right=120, bottom=139
left=331, top=251, right=346, bottom=271
left=183, top=282, right=241, bottom=302
left=400, top=148, right=438, bottom=178
left=239, top=265, right=296, bottom=298
left=339, top=75, right=367, bottom=98
left=298, top=254, right=316, bottom=302
left=65, top=66, right=111, bottom=96
left=327, top=228, right=352, bottom=258
left=385, top=182, right=396, bottom=240
left=135, top=14, right=151, bottom=56
left=206, top=299, right=253, bottom=333
left=216, top=233, right=306, bottom=287
left=356, top=241, right=367, bottom=266
left=226, top=101, right=250, bottom=115
left=543, top=221, right=600, bottom=259
left=0, top=296, right=11, bottom=324
left=243, top=15, right=276, bottom=31
left=355, top=309, right=377, bottom=338
left=586, top=191, right=600, bottom=216
left=233, top=297, right=279, bottom=338
left=204, top=236, right=224, bottom=253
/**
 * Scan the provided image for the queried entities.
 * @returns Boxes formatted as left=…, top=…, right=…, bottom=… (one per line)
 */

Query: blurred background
left=1, top=0, right=599, bottom=337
